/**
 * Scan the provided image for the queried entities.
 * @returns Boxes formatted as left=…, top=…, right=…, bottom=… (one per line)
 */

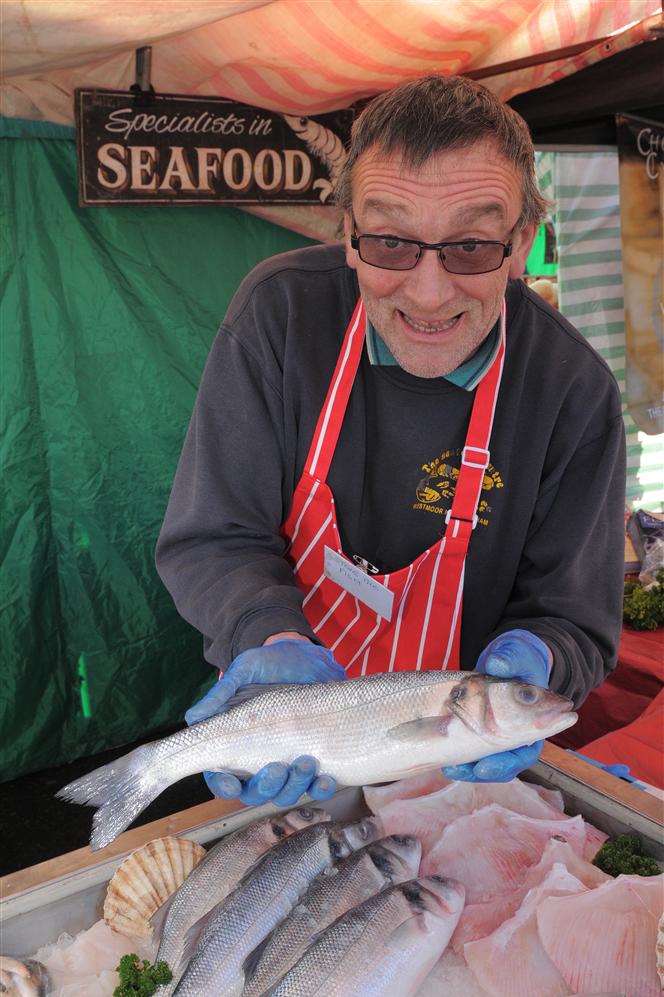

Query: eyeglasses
left=350, top=225, right=513, bottom=275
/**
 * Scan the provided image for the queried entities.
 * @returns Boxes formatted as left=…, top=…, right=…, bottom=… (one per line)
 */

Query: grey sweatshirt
left=156, top=244, right=626, bottom=706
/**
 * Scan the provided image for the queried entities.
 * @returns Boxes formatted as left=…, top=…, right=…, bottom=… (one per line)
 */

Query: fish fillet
left=363, top=771, right=451, bottom=812
left=537, top=873, right=664, bottom=997
left=464, top=864, right=586, bottom=997
left=451, top=836, right=610, bottom=953
left=421, top=804, right=586, bottom=903
left=376, top=779, right=567, bottom=857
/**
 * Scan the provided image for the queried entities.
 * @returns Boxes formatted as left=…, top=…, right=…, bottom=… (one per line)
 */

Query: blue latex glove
left=569, top=751, right=645, bottom=788
left=185, top=639, right=346, bottom=806
left=443, top=629, right=553, bottom=783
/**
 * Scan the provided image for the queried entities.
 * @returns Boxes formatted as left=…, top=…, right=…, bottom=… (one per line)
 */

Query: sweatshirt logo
left=413, top=448, right=504, bottom=527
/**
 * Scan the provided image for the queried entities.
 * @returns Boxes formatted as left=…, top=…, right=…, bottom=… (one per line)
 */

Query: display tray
left=1, top=743, right=662, bottom=959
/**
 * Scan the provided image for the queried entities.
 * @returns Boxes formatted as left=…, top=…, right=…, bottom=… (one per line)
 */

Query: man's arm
left=486, top=411, right=627, bottom=707
left=156, top=321, right=316, bottom=670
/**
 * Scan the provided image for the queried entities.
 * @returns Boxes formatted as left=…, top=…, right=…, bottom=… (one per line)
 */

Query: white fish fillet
left=421, top=804, right=587, bottom=903
left=537, top=873, right=664, bottom=997
left=376, top=779, right=567, bottom=857
left=451, top=836, right=610, bottom=953
left=464, top=864, right=587, bottom=996
left=58, top=672, right=577, bottom=850
left=363, top=771, right=451, bottom=812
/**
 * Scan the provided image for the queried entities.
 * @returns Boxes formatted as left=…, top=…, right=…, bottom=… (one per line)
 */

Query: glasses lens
left=442, top=242, right=504, bottom=275
left=358, top=235, right=419, bottom=271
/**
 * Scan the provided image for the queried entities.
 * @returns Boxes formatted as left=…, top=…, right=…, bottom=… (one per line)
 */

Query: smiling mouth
left=399, top=310, right=463, bottom=335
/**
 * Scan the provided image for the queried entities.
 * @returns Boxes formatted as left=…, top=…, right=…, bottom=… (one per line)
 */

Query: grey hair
left=334, top=75, right=548, bottom=229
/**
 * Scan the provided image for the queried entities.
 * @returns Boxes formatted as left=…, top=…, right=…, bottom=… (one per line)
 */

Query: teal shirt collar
left=365, top=318, right=500, bottom=390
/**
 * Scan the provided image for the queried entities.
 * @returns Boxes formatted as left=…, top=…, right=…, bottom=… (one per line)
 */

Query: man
left=156, top=76, right=625, bottom=808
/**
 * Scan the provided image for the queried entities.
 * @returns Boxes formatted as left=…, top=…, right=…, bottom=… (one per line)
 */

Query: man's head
left=336, top=76, right=546, bottom=378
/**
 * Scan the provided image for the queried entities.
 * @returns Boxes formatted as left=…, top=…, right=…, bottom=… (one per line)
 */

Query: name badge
left=324, top=546, right=394, bottom=621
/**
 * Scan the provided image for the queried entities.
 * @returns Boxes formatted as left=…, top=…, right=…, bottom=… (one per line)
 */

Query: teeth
left=402, top=312, right=460, bottom=333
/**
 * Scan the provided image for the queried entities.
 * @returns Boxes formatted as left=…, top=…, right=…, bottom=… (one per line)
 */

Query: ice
left=416, top=949, right=489, bottom=996
left=34, top=918, right=153, bottom=996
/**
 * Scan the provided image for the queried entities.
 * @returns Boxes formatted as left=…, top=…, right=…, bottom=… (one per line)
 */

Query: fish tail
left=57, top=742, right=171, bottom=850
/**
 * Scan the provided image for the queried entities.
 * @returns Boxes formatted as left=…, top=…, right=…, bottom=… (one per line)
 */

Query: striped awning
left=1, top=1, right=659, bottom=241
left=1, top=1, right=659, bottom=124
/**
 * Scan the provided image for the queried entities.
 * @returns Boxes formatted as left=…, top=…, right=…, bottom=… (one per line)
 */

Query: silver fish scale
left=173, top=824, right=345, bottom=996
left=243, top=842, right=407, bottom=996
left=159, top=671, right=456, bottom=787
left=156, top=812, right=325, bottom=993
left=268, top=886, right=416, bottom=997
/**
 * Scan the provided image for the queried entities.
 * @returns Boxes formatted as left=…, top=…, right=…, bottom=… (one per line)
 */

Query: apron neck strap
left=305, top=297, right=366, bottom=481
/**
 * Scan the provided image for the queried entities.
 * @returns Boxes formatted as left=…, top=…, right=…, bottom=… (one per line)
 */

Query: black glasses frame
left=350, top=226, right=513, bottom=275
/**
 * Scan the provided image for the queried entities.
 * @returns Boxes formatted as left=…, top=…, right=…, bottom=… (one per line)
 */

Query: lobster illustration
left=282, top=114, right=348, bottom=203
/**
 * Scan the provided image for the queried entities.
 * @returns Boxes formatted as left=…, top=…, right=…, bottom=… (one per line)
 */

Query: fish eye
left=298, top=807, right=314, bottom=819
left=357, top=818, right=374, bottom=840
left=449, top=684, right=466, bottom=703
left=514, top=684, right=541, bottom=705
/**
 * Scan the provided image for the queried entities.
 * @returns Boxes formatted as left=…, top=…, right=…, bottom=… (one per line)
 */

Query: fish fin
left=223, top=684, right=291, bottom=709
left=242, top=928, right=276, bottom=983
left=57, top=743, right=172, bottom=850
left=150, top=895, right=173, bottom=945
left=386, top=715, right=454, bottom=742
left=180, top=907, right=216, bottom=968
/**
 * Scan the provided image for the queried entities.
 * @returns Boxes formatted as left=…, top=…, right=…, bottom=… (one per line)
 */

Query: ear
left=508, top=221, right=537, bottom=279
left=343, top=212, right=358, bottom=271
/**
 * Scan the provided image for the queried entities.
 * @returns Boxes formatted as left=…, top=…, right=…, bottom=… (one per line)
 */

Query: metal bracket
left=130, top=47, right=156, bottom=106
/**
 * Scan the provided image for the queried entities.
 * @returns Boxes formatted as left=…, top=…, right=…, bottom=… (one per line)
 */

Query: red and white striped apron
left=282, top=297, right=506, bottom=677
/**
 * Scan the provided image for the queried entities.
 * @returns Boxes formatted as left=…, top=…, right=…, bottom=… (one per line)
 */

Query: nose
left=403, top=248, right=458, bottom=313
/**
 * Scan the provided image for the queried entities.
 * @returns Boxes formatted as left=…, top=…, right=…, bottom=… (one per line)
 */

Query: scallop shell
left=657, top=912, right=664, bottom=989
left=103, top=836, right=206, bottom=939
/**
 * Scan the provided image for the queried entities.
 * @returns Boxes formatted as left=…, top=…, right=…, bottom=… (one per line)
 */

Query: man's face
left=344, top=141, right=536, bottom=378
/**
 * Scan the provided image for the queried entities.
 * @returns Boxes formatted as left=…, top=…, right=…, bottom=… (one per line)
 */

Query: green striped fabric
left=536, top=152, right=663, bottom=512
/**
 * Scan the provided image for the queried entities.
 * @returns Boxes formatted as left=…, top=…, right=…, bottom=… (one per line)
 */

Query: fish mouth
left=539, top=709, right=578, bottom=736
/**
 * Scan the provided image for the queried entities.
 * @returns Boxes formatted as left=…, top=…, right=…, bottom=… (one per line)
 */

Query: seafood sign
left=75, top=89, right=353, bottom=206
left=58, top=672, right=577, bottom=850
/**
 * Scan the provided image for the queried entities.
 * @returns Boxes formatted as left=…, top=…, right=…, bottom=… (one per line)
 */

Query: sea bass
left=243, top=834, right=422, bottom=995
left=58, top=672, right=577, bottom=850
left=173, top=817, right=383, bottom=996
left=267, top=876, right=465, bottom=997
left=152, top=808, right=328, bottom=995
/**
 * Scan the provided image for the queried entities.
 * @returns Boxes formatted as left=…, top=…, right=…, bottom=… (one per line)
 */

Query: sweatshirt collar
left=365, top=317, right=501, bottom=391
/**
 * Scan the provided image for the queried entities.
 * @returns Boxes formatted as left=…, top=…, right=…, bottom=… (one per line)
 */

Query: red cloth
left=581, top=688, right=664, bottom=789
left=553, top=627, right=663, bottom=750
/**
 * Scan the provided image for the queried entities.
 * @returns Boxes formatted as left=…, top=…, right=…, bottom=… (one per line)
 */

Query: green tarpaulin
left=0, top=119, right=312, bottom=781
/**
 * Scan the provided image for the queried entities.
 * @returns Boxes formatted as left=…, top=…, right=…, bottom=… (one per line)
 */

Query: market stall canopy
left=1, top=0, right=660, bottom=125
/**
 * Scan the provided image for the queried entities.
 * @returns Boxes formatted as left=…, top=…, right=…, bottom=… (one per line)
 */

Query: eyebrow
left=359, top=199, right=507, bottom=226
left=361, top=199, right=410, bottom=222
left=449, top=203, right=506, bottom=225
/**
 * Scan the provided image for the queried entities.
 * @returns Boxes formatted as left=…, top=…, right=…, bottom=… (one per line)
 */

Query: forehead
left=350, top=140, right=523, bottom=226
